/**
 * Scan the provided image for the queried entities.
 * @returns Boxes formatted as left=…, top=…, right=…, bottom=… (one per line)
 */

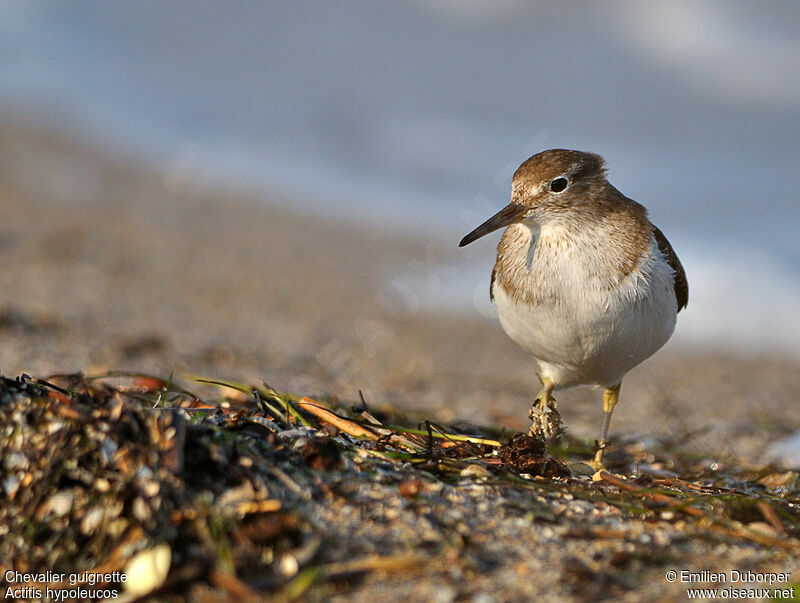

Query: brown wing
left=652, top=224, right=688, bottom=312
left=490, top=264, right=497, bottom=301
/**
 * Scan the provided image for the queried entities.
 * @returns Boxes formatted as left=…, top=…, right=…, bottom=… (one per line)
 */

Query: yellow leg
left=532, top=377, right=555, bottom=415
left=590, top=383, right=621, bottom=470
left=528, top=377, right=558, bottom=439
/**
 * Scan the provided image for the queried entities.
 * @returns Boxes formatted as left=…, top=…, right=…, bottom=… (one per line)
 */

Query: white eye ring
left=549, top=177, right=569, bottom=193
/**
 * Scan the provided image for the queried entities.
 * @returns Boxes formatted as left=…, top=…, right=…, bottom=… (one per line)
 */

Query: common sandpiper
left=460, top=149, right=688, bottom=471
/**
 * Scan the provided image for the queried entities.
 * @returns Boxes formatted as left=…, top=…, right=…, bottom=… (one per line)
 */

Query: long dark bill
left=459, top=203, right=527, bottom=247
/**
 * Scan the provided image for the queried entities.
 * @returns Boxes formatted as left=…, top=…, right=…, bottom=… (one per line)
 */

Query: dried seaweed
left=2, top=371, right=800, bottom=600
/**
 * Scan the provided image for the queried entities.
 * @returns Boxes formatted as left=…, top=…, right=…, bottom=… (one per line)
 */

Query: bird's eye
left=550, top=177, right=568, bottom=193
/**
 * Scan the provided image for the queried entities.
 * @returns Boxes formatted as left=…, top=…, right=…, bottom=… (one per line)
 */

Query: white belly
left=492, top=238, right=677, bottom=389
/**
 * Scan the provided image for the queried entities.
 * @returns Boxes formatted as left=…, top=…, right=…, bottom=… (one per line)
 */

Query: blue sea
left=1, top=1, right=799, bottom=354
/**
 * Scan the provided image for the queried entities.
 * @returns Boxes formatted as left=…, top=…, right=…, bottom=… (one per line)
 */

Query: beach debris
left=2, top=371, right=800, bottom=600
left=497, top=432, right=570, bottom=479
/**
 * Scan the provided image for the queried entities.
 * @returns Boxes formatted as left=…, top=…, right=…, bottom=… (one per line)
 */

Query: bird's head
left=459, top=149, right=607, bottom=247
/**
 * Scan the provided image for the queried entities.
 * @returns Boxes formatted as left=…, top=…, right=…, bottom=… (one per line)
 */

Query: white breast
left=492, top=223, right=677, bottom=389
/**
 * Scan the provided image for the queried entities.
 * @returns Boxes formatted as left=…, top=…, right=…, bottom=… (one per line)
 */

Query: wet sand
left=1, top=113, right=798, bottom=461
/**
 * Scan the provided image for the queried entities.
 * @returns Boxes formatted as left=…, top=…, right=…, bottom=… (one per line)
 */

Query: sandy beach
left=5, top=113, right=800, bottom=601
left=1, top=112, right=799, bottom=461
left=4, top=6, right=799, bottom=598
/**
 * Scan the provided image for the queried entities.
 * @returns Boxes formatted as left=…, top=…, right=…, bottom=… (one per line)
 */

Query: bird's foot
left=588, top=441, right=623, bottom=480
left=591, top=440, right=606, bottom=465
left=588, top=459, right=609, bottom=481
left=529, top=388, right=557, bottom=416
left=528, top=392, right=563, bottom=445
left=587, top=456, right=606, bottom=471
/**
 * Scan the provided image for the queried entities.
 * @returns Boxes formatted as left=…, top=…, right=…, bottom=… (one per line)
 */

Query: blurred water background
left=1, top=1, right=799, bottom=354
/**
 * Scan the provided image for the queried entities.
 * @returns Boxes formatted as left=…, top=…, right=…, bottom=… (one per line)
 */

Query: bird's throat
left=526, top=232, right=537, bottom=271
